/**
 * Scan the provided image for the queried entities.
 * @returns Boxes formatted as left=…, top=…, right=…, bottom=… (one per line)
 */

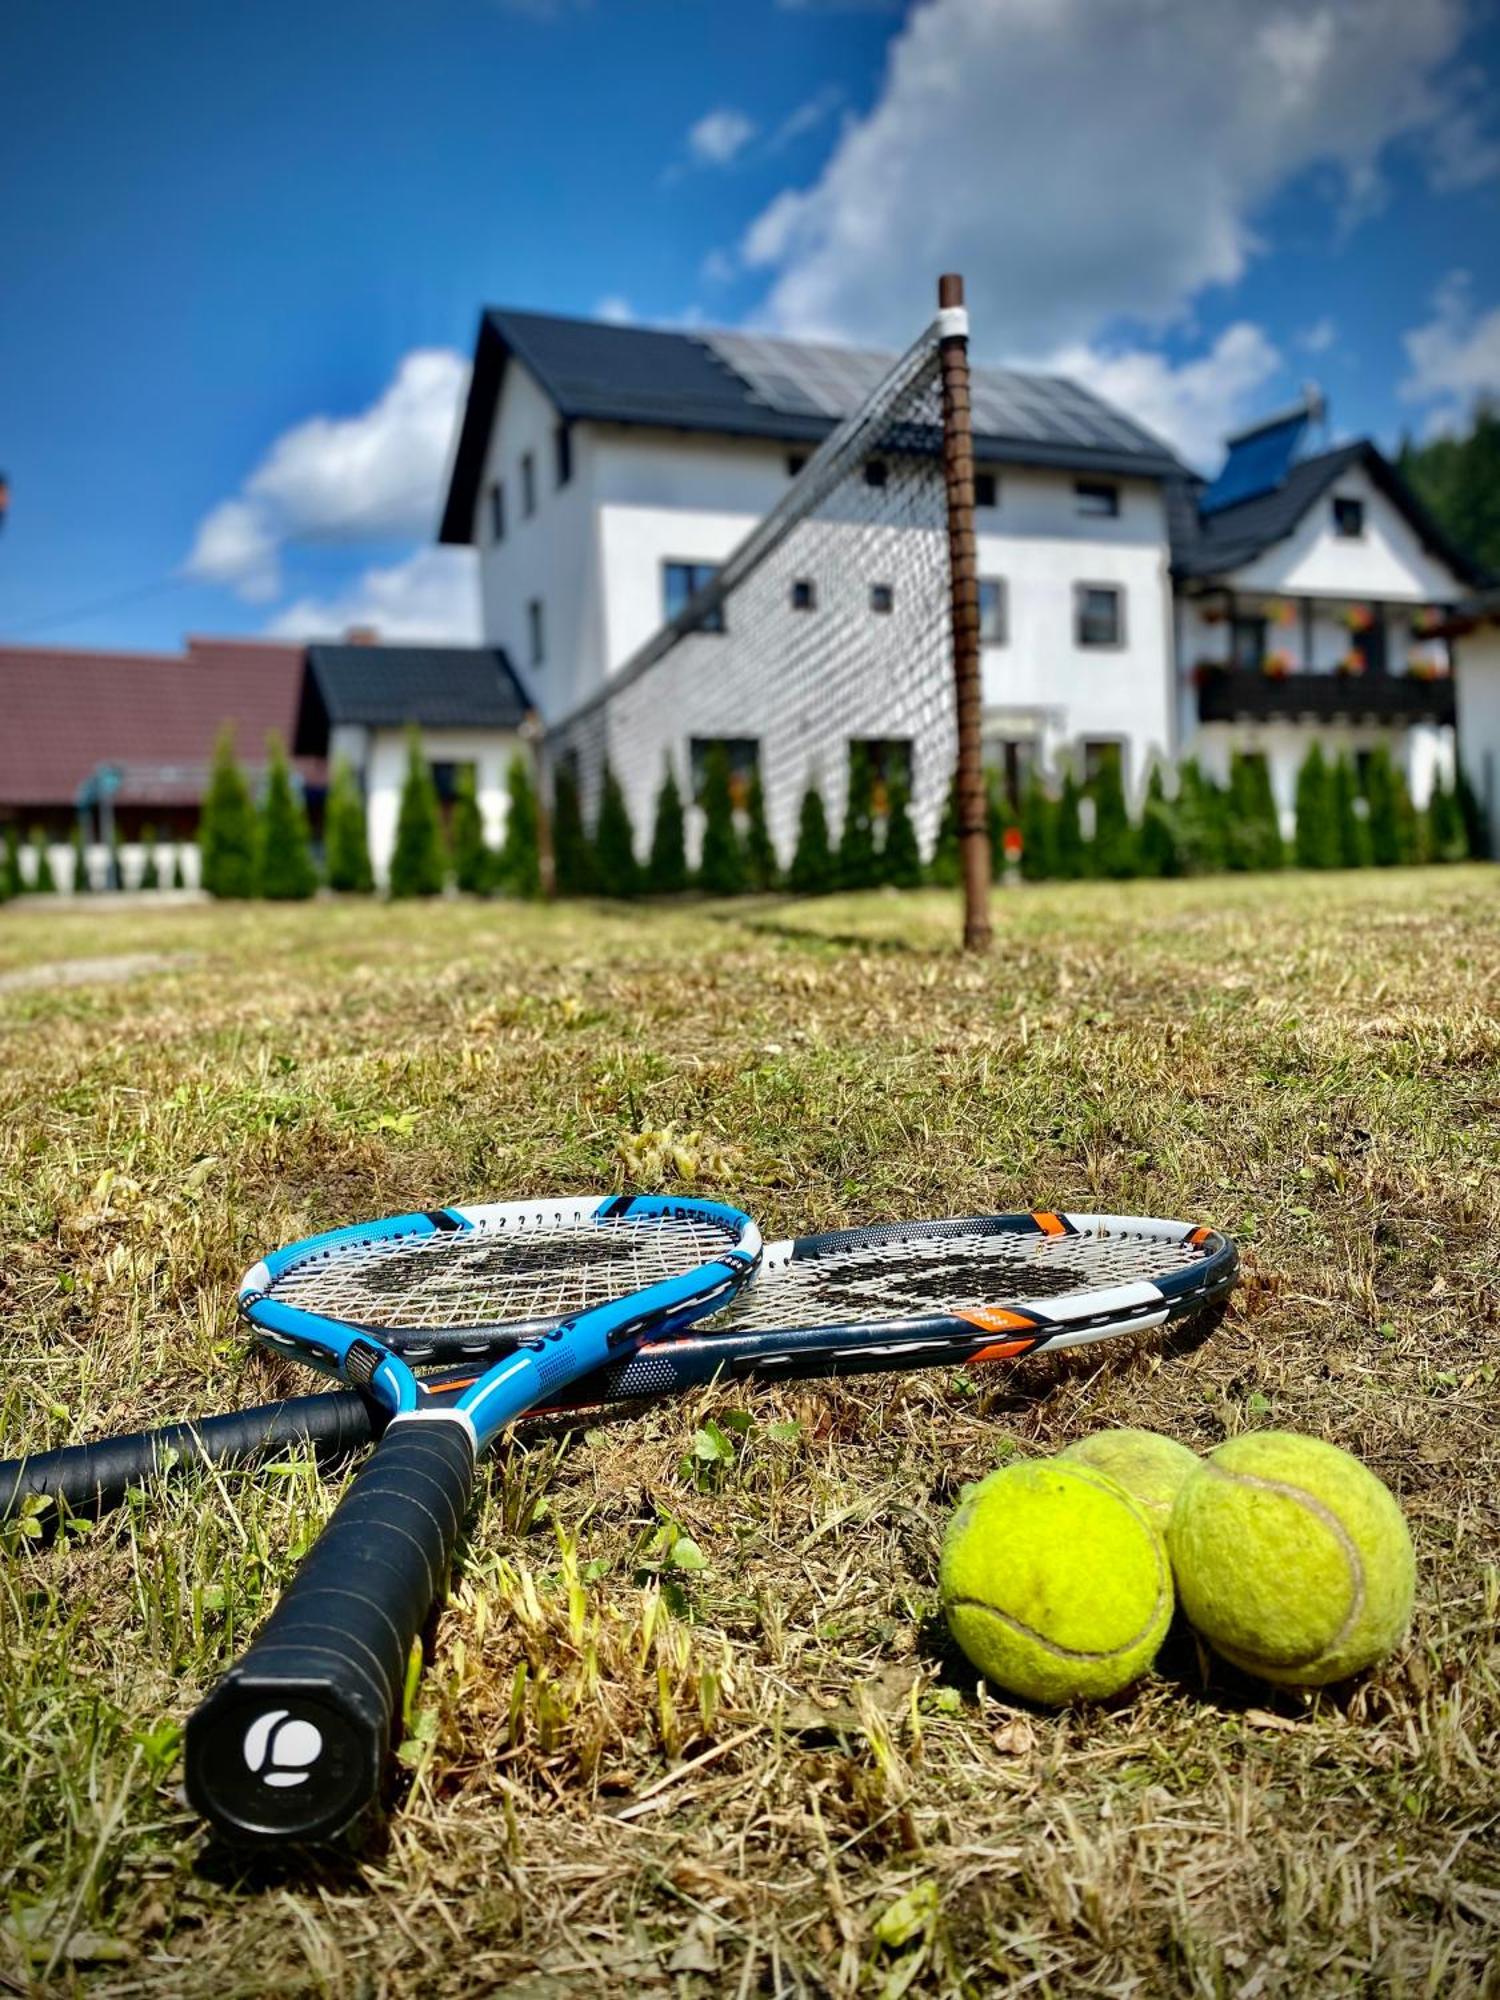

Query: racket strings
left=263, top=1213, right=739, bottom=1330
left=711, top=1228, right=1213, bottom=1332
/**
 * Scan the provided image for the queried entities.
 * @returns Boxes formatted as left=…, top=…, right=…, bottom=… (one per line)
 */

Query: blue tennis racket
left=184, top=1194, right=759, bottom=1846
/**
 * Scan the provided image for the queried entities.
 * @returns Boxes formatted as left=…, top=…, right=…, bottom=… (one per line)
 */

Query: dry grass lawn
left=1, top=870, right=1497, bottom=1997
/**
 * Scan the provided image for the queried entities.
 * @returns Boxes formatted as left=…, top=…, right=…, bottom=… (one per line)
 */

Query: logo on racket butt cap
left=242, top=1709, right=324, bottom=1789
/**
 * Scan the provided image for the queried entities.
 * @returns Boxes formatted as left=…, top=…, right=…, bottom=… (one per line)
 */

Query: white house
left=296, top=642, right=532, bottom=885
left=437, top=308, right=1484, bottom=845
left=1449, top=588, right=1500, bottom=852
left=1169, top=402, right=1479, bottom=826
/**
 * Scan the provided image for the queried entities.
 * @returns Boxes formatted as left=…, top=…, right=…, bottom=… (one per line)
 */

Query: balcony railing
left=1195, top=666, right=1455, bottom=728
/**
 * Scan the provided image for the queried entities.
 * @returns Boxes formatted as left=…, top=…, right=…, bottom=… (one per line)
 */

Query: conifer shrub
left=29, top=829, right=58, bottom=893
left=1018, top=770, right=1056, bottom=881
left=592, top=763, right=640, bottom=898
left=1136, top=764, right=1181, bottom=878
left=880, top=765, right=922, bottom=888
left=1053, top=767, right=1086, bottom=880
left=788, top=778, right=835, bottom=895
left=138, top=827, right=160, bottom=891
left=837, top=743, right=878, bottom=890
left=3, top=824, right=24, bottom=898
left=1293, top=745, right=1339, bottom=869
left=258, top=735, right=318, bottom=900
left=71, top=821, right=92, bottom=894
left=697, top=743, right=745, bottom=896
left=1227, top=751, right=1283, bottom=871
left=388, top=729, right=448, bottom=898
left=1089, top=745, right=1137, bottom=879
left=323, top=755, right=375, bottom=892
left=449, top=765, right=490, bottom=894
left=551, top=762, right=594, bottom=896
left=1454, top=763, right=1489, bottom=859
left=1363, top=747, right=1404, bottom=867
left=646, top=757, right=688, bottom=895
left=497, top=752, right=543, bottom=898
left=199, top=727, right=259, bottom=898
left=1173, top=760, right=1230, bottom=874
left=926, top=774, right=960, bottom=887
left=1331, top=753, right=1370, bottom=868
left=742, top=768, right=778, bottom=891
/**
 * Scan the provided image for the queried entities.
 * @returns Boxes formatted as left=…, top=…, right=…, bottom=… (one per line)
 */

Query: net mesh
left=547, top=320, right=958, bottom=869
left=260, top=1211, right=741, bottom=1331
left=712, top=1225, right=1211, bottom=1332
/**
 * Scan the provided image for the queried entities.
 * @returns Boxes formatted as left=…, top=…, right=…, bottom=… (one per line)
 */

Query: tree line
left=2, top=729, right=1481, bottom=907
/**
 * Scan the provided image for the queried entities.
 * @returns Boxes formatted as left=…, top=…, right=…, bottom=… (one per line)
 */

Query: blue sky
left=2, top=0, right=1497, bottom=650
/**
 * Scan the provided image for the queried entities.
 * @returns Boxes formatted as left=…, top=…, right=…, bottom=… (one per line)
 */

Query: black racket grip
left=184, top=1416, right=476, bottom=1846
left=0, top=1395, right=379, bottom=1526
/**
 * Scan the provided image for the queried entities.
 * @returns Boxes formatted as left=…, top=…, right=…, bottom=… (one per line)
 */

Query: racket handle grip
left=184, top=1416, right=475, bottom=1846
left=0, top=1394, right=378, bottom=1526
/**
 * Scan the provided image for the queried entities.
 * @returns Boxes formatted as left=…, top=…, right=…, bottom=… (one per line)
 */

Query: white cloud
left=741, top=0, right=1474, bottom=356
left=266, top=547, right=482, bottom=645
left=184, top=498, right=282, bottom=603
left=1297, top=317, right=1338, bottom=354
left=1050, top=323, right=1283, bottom=471
left=768, top=86, right=844, bottom=154
left=184, top=348, right=469, bottom=600
left=688, top=107, right=757, bottom=168
left=1400, top=269, right=1500, bottom=433
left=594, top=294, right=636, bottom=324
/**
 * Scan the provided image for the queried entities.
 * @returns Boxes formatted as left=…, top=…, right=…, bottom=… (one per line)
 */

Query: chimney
left=344, top=625, right=379, bottom=646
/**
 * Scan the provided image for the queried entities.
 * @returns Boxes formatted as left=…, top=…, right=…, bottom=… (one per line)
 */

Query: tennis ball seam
left=945, top=1590, right=1168, bottom=1664
left=1199, top=1459, right=1367, bottom=1664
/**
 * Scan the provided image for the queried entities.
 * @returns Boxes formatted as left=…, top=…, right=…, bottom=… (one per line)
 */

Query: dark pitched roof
left=295, top=644, right=530, bottom=751
left=440, top=308, right=1184, bottom=544
left=0, top=637, right=311, bottom=810
left=1169, top=440, right=1488, bottom=588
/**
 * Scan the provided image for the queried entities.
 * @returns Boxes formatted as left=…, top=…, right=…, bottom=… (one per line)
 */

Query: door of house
left=1355, top=611, right=1388, bottom=676
left=1230, top=616, right=1267, bottom=671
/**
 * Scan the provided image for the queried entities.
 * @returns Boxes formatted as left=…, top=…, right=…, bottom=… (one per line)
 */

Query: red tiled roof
left=0, top=636, right=321, bottom=808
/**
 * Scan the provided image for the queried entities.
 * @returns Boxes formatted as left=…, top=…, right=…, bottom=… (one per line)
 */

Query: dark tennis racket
left=5, top=1212, right=1235, bottom=1521
left=183, top=1194, right=759, bottom=1846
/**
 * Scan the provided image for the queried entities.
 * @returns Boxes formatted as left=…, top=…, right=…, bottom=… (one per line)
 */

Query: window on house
left=1230, top=615, right=1267, bottom=671
left=689, top=736, right=760, bottom=809
left=554, top=423, right=572, bottom=489
left=864, top=459, right=888, bottom=489
left=974, top=470, right=998, bottom=509
left=870, top=582, right=895, bottom=615
left=853, top=739, right=913, bottom=815
left=1075, top=583, right=1124, bottom=647
left=978, top=577, right=1008, bottom=645
left=663, top=561, right=726, bottom=633
left=521, top=451, right=536, bottom=517
left=790, top=578, right=817, bottom=612
left=1333, top=496, right=1364, bottom=538
left=488, top=481, right=506, bottom=543
left=1075, top=480, right=1120, bottom=518
left=527, top=597, right=545, bottom=666
left=786, top=452, right=807, bottom=477
left=1081, top=740, right=1127, bottom=789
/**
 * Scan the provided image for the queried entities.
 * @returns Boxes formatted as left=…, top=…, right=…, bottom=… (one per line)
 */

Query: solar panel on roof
left=1199, top=409, right=1311, bottom=515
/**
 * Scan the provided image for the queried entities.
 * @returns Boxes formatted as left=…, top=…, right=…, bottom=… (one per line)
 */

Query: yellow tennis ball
left=1058, top=1428, right=1200, bottom=1532
left=1168, top=1432, right=1415, bottom=1688
left=939, top=1460, right=1173, bottom=1705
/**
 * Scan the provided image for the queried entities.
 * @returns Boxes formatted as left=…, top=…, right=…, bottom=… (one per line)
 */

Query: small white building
left=297, top=643, right=533, bottom=885
left=437, top=308, right=1485, bottom=842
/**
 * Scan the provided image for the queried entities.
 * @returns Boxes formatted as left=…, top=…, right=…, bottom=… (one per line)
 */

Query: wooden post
left=936, top=272, right=992, bottom=952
